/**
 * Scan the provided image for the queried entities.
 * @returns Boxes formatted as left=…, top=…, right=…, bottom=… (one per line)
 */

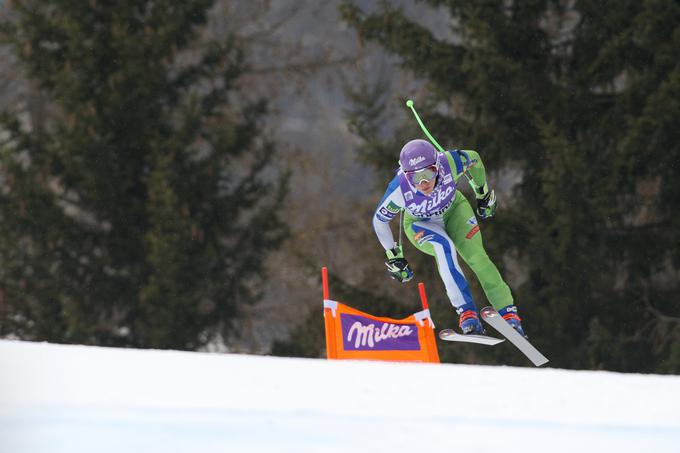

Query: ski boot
left=457, top=307, right=485, bottom=335
left=499, top=305, right=526, bottom=338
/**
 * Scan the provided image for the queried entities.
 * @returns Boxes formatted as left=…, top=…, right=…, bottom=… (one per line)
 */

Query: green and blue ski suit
left=373, top=149, right=514, bottom=315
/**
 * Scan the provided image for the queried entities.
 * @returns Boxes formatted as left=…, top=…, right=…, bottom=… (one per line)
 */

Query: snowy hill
left=1, top=340, right=679, bottom=453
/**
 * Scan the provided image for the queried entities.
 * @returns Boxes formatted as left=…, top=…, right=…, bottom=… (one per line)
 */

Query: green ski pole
left=405, top=99, right=477, bottom=188
left=405, top=99, right=446, bottom=153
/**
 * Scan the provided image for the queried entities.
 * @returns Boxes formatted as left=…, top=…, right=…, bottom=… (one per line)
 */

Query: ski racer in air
left=373, top=139, right=525, bottom=337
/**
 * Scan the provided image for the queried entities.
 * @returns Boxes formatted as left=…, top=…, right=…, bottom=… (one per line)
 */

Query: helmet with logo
left=399, top=139, right=440, bottom=186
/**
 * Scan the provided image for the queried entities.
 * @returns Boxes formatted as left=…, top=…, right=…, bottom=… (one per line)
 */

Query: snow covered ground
left=1, top=340, right=679, bottom=453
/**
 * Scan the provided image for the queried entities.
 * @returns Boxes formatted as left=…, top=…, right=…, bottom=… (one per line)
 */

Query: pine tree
left=0, top=1, right=288, bottom=350
left=341, top=0, right=680, bottom=372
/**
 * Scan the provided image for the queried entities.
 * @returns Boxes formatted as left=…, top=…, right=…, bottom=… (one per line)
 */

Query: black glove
left=384, top=246, right=413, bottom=283
left=476, top=184, right=497, bottom=220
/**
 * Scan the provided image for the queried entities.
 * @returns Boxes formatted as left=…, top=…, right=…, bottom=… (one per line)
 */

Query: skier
left=372, top=139, right=525, bottom=336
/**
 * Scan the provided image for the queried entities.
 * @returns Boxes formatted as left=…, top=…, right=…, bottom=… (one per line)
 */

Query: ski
left=480, top=306, right=549, bottom=367
left=438, top=329, right=505, bottom=346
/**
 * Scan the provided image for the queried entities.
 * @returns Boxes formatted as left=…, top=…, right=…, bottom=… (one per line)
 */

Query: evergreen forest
left=1, top=1, right=679, bottom=374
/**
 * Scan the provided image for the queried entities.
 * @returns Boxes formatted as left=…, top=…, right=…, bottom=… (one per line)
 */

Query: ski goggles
left=405, top=164, right=439, bottom=186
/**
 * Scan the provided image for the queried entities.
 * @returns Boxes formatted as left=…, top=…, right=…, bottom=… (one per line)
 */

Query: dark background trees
left=1, top=0, right=679, bottom=373
left=0, top=0, right=287, bottom=350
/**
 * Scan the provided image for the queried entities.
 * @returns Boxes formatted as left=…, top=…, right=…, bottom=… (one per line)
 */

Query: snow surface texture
left=1, top=340, right=679, bottom=453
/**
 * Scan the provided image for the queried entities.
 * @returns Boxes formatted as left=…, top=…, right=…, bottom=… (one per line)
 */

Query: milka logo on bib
left=409, top=156, right=426, bottom=167
left=407, top=186, right=454, bottom=216
left=341, top=313, right=419, bottom=351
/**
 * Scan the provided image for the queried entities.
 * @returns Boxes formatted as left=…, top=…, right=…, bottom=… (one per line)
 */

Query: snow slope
left=1, top=340, right=679, bottom=453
